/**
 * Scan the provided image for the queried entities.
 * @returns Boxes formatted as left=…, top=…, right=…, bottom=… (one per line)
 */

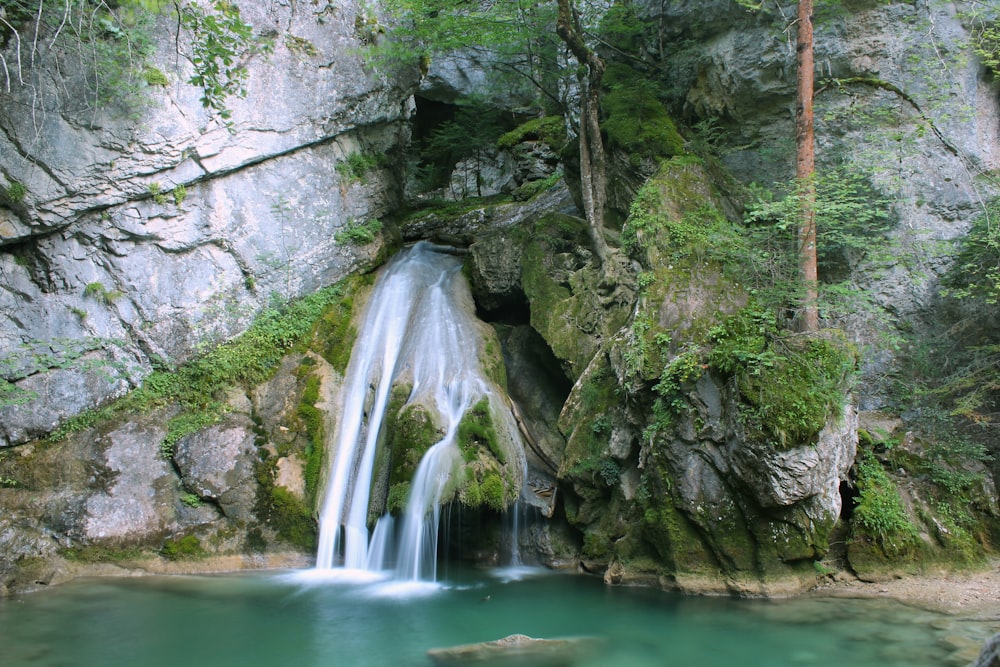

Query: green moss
left=512, top=172, right=563, bottom=202
left=709, top=313, right=856, bottom=448
left=161, top=407, right=226, bottom=458
left=285, top=34, right=319, bottom=57
left=457, top=399, right=503, bottom=464
left=160, top=535, right=204, bottom=560
left=602, top=64, right=685, bottom=162
left=582, top=532, right=612, bottom=560
left=480, top=334, right=508, bottom=391
left=62, top=544, right=149, bottom=563
left=387, top=481, right=411, bottom=514
left=560, top=360, right=619, bottom=479
left=268, top=486, right=317, bottom=549
left=388, top=402, right=440, bottom=487
left=143, top=65, right=169, bottom=86
left=296, top=372, right=325, bottom=501
left=479, top=471, right=506, bottom=512
left=312, top=275, right=368, bottom=374
left=497, top=115, right=566, bottom=151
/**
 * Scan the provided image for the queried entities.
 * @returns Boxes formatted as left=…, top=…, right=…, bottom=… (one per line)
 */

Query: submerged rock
left=427, top=634, right=601, bottom=667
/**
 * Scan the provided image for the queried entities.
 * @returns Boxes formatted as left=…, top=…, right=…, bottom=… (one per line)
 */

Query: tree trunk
left=795, top=0, right=818, bottom=332
left=556, top=0, right=611, bottom=266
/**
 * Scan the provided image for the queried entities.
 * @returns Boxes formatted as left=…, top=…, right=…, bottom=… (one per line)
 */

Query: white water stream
left=315, top=242, right=525, bottom=581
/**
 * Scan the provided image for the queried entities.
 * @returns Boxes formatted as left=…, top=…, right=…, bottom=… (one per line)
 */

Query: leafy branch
left=176, top=0, right=253, bottom=126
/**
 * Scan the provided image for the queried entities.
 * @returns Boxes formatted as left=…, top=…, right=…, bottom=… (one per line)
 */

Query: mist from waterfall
left=315, top=242, right=525, bottom=581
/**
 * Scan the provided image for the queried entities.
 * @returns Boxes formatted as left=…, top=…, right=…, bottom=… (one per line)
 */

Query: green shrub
left=852, top=451, right=918, bottom=555
left=335, top=218, right=382, bottom=245
left=335, top=152, right=387, bottom=184
left=5, top=181, right=27, bottom=203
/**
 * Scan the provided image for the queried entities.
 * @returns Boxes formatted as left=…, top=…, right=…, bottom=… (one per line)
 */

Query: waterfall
left=315, top=242, right=526, bottom=580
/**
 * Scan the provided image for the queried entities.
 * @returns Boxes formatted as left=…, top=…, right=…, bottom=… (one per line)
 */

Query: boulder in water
left=426, top=633, right=599, bottom=666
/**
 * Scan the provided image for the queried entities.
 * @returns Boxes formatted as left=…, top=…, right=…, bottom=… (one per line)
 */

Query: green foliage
left=5, top=181, right=27, bottom=203
left=335, top=152, right=388, bottom=184
left=852, top=451, right=919, bottom=555
left=411, top=101, right=511, bottom=193
left=160, top=534, right=204, bottom=560
left=972, top=21, right=1000, bottom=77
left=147, top=182, right=167, bottom=205
left=945, top=197, right=1000, bottom=305
left=172, top=184, right=188, bottom=207
left=181, top=492, right=203, bottom=508
left=48, top=284, right=346, bottom=445
left=602, top=64, right=685, bottom=162
left=83, top=281, right=123, bottom=305
left=179, top=0, right=254, bottom=125
left=744, top=167, right=895, bottom=277
left=334, top=218, right=382, bottom=246
left=374, top=1, right=562, bottom=109
left=1, top=336, right=121, bottom=409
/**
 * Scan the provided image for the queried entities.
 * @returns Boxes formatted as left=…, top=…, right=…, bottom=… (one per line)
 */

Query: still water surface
left=0, top=566, right=990, bottom=667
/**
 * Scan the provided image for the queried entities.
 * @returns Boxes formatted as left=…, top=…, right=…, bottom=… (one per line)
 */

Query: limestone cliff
left=0, top=0, right=415, bottom=447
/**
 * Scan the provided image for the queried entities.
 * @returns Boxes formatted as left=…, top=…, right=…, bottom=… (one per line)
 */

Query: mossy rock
left=520, top=213, right=631, bottom=382
left=602, top=64, right=685, bottom=163
left=311, top=273, right=373, bottom=374
left=388, top=402, right=441, bottom=486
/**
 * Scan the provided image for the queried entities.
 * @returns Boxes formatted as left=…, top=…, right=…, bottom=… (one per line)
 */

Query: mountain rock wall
left=0, top=0, right=416, bottom=447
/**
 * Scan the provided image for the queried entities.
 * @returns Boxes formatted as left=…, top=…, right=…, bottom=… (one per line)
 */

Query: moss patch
left=457, top=399, right=504, bottom=464
left=311, top=274, right=371, bottom=374
left=160, top=535, right=204, bottom=560
left=602, top=64, right=685, bottom=163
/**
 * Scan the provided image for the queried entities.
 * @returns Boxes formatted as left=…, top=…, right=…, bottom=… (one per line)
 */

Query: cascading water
left=315, top=242, right=527, bottom=581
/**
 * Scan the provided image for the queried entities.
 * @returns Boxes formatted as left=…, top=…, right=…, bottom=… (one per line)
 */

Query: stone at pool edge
left=970, top=632, right=1000, bottom=667
left=426, top=633, right=602, bottom=666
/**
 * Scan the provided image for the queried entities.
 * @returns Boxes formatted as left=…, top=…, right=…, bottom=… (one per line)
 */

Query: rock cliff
left=0, top=0, right=997, bottom=595
left=0, top=0, right=415, bottom=447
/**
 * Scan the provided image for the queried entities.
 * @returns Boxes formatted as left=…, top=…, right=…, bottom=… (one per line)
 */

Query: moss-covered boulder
left=548, top=157, right=858, bottom=594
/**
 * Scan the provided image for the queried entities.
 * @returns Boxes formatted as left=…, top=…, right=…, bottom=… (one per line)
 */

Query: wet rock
left=970, top=633, right=1000, bottom=667
left=427, top=634, right=601, bottom=667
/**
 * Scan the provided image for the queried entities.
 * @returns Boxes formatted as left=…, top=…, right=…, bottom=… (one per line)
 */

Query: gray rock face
left=0, top=351, right=326, bottom=594
left=83, top=420, right=179, bottom=542
left=174, top=418, right=258, bottom=523
left=0, top=0, right=415, bottom=447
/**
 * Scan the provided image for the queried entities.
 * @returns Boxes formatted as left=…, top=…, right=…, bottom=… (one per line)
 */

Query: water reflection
left=0, top=569, right=994, bottom=667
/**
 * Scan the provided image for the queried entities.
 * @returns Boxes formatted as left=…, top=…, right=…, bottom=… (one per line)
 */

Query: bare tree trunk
left=795, top=0, right=818, bottom=332
left=556, top=0, right=610, bottom=266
